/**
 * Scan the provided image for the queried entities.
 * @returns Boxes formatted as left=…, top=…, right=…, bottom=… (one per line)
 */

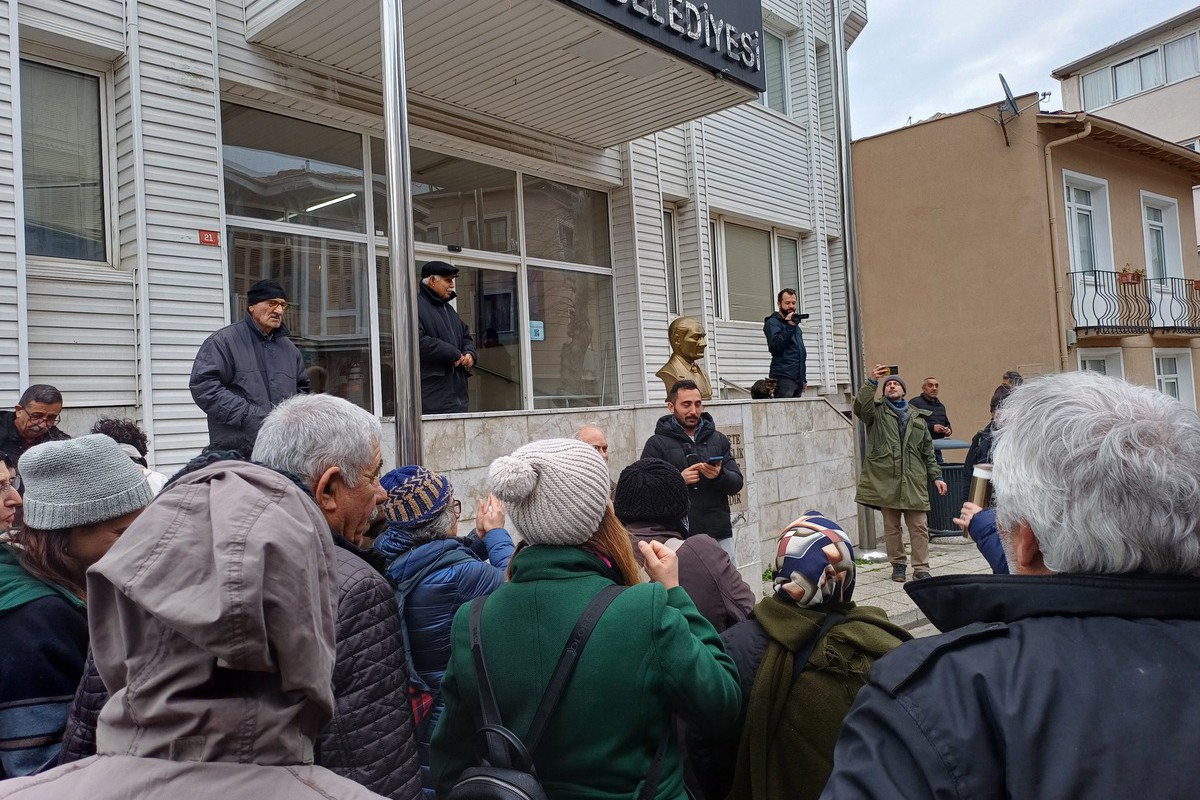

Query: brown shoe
left=891, top=564, right=906, bottom=582
left=914, top=570, right=933, bottom=580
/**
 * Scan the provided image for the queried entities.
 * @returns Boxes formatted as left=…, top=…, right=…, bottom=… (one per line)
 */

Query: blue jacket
left=189, top=314, right=309, bottom=442
left=373, top=525, right=512, bottom=787
left=967, top=507, right=1008, bottom=574
left=762, top=312, right=807, bottom=384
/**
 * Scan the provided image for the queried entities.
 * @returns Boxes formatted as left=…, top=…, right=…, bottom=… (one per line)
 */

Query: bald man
left=575, top=425, right=609, bottom=463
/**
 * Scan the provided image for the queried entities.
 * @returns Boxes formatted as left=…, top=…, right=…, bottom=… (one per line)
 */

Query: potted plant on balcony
left=1117, top=265, right=1146, bottom=285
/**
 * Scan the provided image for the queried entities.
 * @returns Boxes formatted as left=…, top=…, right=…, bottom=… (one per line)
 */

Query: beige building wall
left=851, top=97, right=1060, bottom=445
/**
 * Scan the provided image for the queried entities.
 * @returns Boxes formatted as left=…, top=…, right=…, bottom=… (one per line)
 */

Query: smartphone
left=706, top=455, right=724, bottom=464
left=686, top=453, right=700, bottom=466
left=884, top=365, right=900, bottom=376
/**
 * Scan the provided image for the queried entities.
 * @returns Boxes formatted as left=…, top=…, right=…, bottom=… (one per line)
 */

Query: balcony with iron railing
left=1069, top=270, right=1200, bottom=335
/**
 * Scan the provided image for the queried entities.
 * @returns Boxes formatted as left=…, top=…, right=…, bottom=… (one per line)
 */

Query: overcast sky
left=847, top=0, right=1200, bottom=139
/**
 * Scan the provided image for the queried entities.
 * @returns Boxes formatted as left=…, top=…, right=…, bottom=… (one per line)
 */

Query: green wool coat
left=853, top=380, right=942, bottom=511
left=429, top=545, right=741, bottom=800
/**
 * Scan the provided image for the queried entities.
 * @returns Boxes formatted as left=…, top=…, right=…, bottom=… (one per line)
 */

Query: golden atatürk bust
left=656, top=316, right=712, bottom=400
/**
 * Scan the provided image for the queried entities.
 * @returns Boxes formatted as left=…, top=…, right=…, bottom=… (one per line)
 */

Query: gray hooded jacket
left=0, top=462, right=386, bottom=799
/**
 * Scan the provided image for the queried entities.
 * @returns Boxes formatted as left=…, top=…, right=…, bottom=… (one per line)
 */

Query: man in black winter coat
left=822, top=371, right=1200, bottom=800
left=641, top=380, right=744, bottom=558
left=762, top=288, right=807, bottom=398
left=417, top=261, right=476, bottom=414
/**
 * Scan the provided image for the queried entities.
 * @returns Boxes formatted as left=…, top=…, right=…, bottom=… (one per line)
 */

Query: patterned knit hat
left=381, top=465, right=452, bottom=528
left=614, top=458, right=689, bottom=533
left=489, top=438, right=609, bottom=546
left=19, top=434, right=154, bottom=530
left=773, top=511, right=856, bottom=608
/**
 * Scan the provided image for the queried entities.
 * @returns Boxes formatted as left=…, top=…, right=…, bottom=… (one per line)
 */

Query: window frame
left=1077, top=347, right=1124, bottom=379
left=757, top=29, right=789, bottom=116
left=1080, top=30, right=1200, bottom=111
left=1062, top=171, right=1113, bottom=274
left=662, top=207, right=680, bottom=317
left=18, top=55, right=115, bottom=270
left=711, top=216, right=804, bottom=324
left=1153, top=348, right=1195, bottom=409
left=1140, top=191, right=1184, bottom=281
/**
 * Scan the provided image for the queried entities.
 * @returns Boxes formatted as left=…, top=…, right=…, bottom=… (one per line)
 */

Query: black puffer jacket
left=641, top=414, right=743, bottom=540
left=416, top=284, right=475, bottom=414
left=188, top=314, right=309, bottom=442
left=58, top=538, right=422, bottom=800
left=821, top=573, right=1200, bottom=800
left=762, top=312, right=807, bottom=385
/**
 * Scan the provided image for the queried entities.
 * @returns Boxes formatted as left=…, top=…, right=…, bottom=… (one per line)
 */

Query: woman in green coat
left=430, top=438, right=741, bottom=800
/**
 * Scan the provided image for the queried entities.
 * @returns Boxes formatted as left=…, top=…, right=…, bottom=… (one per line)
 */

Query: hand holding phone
left=706, top=455, right=724, bottom=464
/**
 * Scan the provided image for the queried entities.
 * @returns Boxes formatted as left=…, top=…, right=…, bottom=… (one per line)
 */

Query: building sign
left=724, top=424, right=748, bottom=512
left=559, top=0, right=766, bottom=93
left=198, top=229, right=220, bottom=246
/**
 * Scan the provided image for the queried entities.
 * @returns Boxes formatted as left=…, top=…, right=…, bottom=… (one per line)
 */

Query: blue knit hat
left=382, top=465, right=452, bottom=527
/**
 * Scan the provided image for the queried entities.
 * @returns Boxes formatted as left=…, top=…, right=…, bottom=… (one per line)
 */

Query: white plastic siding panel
left=631, top=137, right=671, bottom=403
left=713, top=320, right=771, bottom=391
left=763, top=0, right=801, bottom=23
left=611, top=145, right=643, bottom=405
left=134, top=0, right=226, bottom=470
left=702, top=106, right=812, bottom=231
left=19, top=0, right=123, bottom=59
left=826, top=235, right=850, bottom=385
left=655, top=127, right=690, bottom=200
left=26, top=274, right=137, bottom=406
left=0, top=0, right=18, bottom=401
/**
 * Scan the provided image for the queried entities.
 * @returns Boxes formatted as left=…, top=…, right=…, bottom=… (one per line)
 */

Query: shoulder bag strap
left=467, top=595, right=510, bottom=766
left=790, top=610, right=847, bottom=682
left=524, top=583, right=625, bottom=754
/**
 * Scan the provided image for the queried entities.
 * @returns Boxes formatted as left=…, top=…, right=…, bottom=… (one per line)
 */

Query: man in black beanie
left=615, top=457, right=754, bottom=633
left=189, top=278, right=309, bottom=444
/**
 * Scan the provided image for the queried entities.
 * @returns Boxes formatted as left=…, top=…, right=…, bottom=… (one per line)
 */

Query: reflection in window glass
left=455, top=265, right=524, bottom=412
left=371, top=138, right=388, bottom=237
left=523, top=176, right=611, bottom=267
left=527, top=267, right=617, bottom=408
left=411, top=149, right=518, bottom=254
left=724, top=223, right=772, bottom=322
left=229, top=228, right=373, bottom=411
left=222, top=104, right=365, bottom=232
left=21, top=61, right=105, bottom=261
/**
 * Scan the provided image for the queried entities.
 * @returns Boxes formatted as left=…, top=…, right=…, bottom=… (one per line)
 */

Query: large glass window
left=222, top=105, right=365, bottom=232
left=411, top=148, right=518, bottom=254
left=527, top=267, right=618, bottom=408
left=523, top=176, right=610, bottom=267
left=1081, top=68, right=1113, bottom=111
left=21, top=61, right=106, bottom=262
left=723, top=223, right=773, bottom=322
left=230, top=228, right=373, bottom=407
left=1113, top=51, right=1161, bottom=100
left=1165, top=34, right=1200, bottom=83
left=1142, top=195, right=1182, bottom=280
left=759, top=31, right=788, bottom=115
left=1063, top=173, right=1112, bottom=274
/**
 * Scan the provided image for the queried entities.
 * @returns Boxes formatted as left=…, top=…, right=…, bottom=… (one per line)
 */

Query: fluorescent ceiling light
left=306, top=192, right=357, bottom=212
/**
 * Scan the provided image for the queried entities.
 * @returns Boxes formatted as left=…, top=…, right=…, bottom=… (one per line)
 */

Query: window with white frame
left=1181, top=138, right=1200, bottom=152
left=758, top=31, right=788, bottom=115
left=20, top=60, right=108, bottom=263
left=1142, top=192, right=1183, bottom=280
left=1063, top=172, right=1112, bottom=273
left=663, top=208, right=680, bottom=316
left=1078, top=348, right=1123, bottom=378
left=1154, top=349, right=1195, bottom=409
left=714, top=219, right=803, bottom=323
left=1081, top=31, right=1200, bottom=110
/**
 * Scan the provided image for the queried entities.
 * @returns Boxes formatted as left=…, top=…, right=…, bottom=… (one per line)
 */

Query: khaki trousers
left=882, top=507, right=930, bottom=571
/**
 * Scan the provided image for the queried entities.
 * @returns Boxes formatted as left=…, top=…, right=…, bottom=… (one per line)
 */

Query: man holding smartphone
left=641, top=380, right=744, bottom=559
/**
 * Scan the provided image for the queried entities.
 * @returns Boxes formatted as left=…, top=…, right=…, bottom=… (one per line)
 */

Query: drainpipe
left=1044, top=117, right=1092, bottom=373
left=830, top=0, right=874, bottom=547
left=380, top=0, right=422, bottom=465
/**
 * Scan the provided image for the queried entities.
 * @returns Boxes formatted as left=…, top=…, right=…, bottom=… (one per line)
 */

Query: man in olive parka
left=854, top=365, right=946, bottom=583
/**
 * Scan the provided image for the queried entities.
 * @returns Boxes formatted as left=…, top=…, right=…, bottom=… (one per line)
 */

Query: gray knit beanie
left=488, top=438, right=610, bottom=546
left=19, top=434, right=154, bottom=529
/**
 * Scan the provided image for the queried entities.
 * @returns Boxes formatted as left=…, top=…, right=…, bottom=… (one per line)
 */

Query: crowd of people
left=2, top=364, right=1199, bottom=799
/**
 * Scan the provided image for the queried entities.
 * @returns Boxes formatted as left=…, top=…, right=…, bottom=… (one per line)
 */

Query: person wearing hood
left=0, top=460, right=386, bottom=799
left=58, top=395, right=421, bottom=800
left=854, top=366, right=946, bottom=583
left=641, top=380, right=744, bottom=558
left=372, top=465, right=512, bottom=794
left=417, top=261, right=476, bottom=414
left=692, top=511, right=911, bottom=800
left=189, top=278, right=309, bottom=444
left=430, top=438, right=741, bottom=800
left=615, top=457, right=753, bottom=633
left=0, top=435, right=152, bottom=778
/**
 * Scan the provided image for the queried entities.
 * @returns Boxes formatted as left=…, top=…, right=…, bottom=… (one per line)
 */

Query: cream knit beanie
left=488, top=438, right=610, bottom=546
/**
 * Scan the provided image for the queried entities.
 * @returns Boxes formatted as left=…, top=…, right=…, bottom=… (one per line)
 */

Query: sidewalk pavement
left=854, top=533, right=993, bottom=632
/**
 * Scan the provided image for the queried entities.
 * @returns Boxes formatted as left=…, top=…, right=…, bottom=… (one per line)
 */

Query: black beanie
left=614, top=458, right=689, bottom=532
left=247, top=279, right=286, bottom=305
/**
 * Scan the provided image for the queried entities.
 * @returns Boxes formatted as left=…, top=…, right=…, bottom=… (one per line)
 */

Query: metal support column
left=380, top=0, right=423, bottom=465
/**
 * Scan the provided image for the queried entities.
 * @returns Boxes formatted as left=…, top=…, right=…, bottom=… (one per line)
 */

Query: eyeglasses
left=0, top=479, right=17, bottom=495
left=17, top=407, right=59, bottom=425
left=262, top=300, right=288, bottom=310
left=451, top=499, right=462, bottom=515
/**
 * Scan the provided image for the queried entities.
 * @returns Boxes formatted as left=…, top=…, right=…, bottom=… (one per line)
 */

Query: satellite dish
left=999, top=73, right=1019, bottom=117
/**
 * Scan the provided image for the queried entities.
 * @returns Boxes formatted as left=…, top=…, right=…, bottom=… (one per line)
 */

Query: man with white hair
left=821, top=371, right=1200, bottom=799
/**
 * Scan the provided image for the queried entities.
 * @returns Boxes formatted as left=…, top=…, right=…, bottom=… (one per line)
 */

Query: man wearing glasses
left=189, top=278, right=309, bottom=445
left=0, top=385, right=70, bottom=468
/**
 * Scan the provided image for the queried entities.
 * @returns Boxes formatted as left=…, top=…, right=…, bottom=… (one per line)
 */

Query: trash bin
left=928, top=463, right=965, bottom=536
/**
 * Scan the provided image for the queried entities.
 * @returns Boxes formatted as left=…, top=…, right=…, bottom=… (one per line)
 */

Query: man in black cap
left=417, top=261, right=475, bottom=414
left=189, top=278, right=309, bottom=444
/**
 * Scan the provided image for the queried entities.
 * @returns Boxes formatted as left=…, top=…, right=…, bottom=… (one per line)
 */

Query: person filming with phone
left=763, top=288, right=809, bottom=398
left=642, top=380, right=744, bottom=559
